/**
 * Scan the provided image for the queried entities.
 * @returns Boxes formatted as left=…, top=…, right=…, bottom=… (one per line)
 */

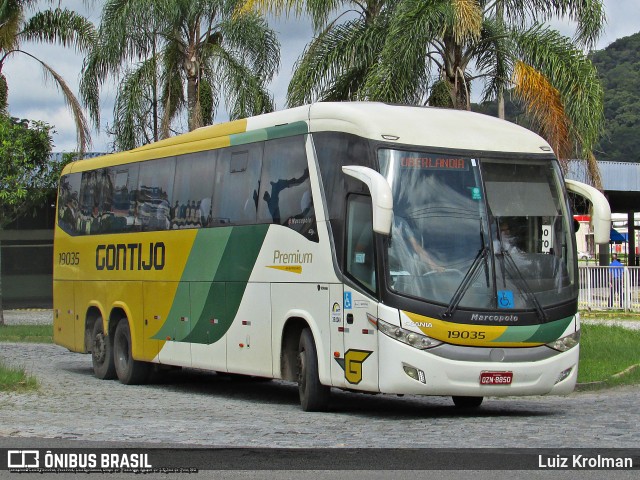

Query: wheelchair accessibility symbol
left=498, top=290, right=514, bottom=309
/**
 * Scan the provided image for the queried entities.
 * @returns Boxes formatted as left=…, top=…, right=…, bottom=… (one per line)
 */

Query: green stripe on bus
left=524, top=316, right=574, bottom=343
left=154, top=224, right=270, bottom=344
left=492, top=324, right=539, bottom=343
left=229, top=121, right=308, bottom=146
left=494, top=316, right=574, bottom=344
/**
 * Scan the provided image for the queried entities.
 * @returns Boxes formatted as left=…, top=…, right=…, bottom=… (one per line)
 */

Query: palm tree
left=0, top=0, right=95, bottom=152
left=241, top=0, right=606, bottom=186
left=239, top=0, right=393, bottom=106
left=81, top=0, right=280, bottom=150
left=363, top=0, right=605, bottom=183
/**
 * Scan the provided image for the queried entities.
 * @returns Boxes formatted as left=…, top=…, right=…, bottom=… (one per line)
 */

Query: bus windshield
left=379, top=149, right=578, bottom=313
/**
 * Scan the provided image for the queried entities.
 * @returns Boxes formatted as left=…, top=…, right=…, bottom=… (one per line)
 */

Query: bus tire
left=297, top=328, right=330, bottom=411
left=91, top=318, right=116, bottom=380
left=452, top=396, right=483, bottom=408
left=113, top=319, right=150, bottom=385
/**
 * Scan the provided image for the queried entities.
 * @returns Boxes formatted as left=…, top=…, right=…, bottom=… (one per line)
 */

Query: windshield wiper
left=499, top=251, right=548, bottom=322
left=443, top=225, right=489, bottom=318
left=495, top=220, right=548, bottom=322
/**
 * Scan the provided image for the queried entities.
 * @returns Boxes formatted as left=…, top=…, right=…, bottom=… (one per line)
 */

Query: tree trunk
left=186, top=72, right=199, bottom=131
left=443, top=35, right=469, bottom=110
left=496, top=0, right=505, bottom=119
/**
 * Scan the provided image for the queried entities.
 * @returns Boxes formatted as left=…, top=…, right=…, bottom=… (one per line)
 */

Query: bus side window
left=172, top=150, right=216, bottom=229
left=109, top=165, right=138, bottom=233
left=212, top=144, right=262, bottom=226
left=57, top=173, right=81, bottom=235
left=137, top=158, right=175, bottom=232
left=346, top=195, right=376, bottom=293
left=258, top=135, right=318, bottom=241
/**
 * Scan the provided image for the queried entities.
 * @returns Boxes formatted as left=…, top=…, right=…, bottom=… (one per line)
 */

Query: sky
left=3, top=0, right=640, bottom=153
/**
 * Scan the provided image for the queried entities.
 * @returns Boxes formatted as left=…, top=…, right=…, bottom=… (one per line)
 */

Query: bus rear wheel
left=91, top=318, right=116, bottom=380
left=113, top=319, right=150, bottom=385
left=452, top=396, right=483, bottom=408
left=297, top=328, right=330, bottom=412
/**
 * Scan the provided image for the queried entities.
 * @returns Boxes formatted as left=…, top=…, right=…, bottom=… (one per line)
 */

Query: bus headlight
left=546, top=330, right=580, bottom=352
left=377, top=319, right=442, bottom=350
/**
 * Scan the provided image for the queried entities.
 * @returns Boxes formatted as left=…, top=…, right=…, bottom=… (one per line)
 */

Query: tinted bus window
left=137, top=157, right=175, bottom=231
left=258, top=136, right=317, bottom=241
left=172, top=150, right=217, bottom=229
left=57, top=173, right=82, bottom=235
left=212, top=144, right=262, bottom=226
left=108, top=164, right=139, bottom=233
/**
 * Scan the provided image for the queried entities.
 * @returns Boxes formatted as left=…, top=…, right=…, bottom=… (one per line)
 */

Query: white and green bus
left=54, top=102, right=610, bottom=410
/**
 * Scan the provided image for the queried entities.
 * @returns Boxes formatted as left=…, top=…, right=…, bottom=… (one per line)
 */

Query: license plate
left=479, top=371, right=513, bottom=385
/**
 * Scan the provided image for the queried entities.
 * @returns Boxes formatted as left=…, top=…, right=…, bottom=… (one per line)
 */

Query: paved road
left=1, top=340, right=639, bottom=448
left=1, top=310, right=639, bottom=479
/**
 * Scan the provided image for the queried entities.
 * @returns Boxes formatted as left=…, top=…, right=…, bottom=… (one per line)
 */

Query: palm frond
left=287, top=16, right=384, bottom=106
left=471, top=16, right=512, bottom=103
left=512, top=24, right=604, bottom=163
left=32, top=53, right=91, bottom=153
left=0, top=0, right=23, bottom=52
left=19, top=8, right=96, bottom=53
left=208, top=45, right=274, bottom=118
left=217, top=10, right=280, bottom=82
left=234, top=0, right=305, bottom=18
left=363, top=0, right=448, bottom=103
left=112, top=58, right=159, bottom=150
left=512, top=60, right=572, bottom=161
left=451, top=0, right=482, bottom=44
left=497, top=0, right=605, bottom=49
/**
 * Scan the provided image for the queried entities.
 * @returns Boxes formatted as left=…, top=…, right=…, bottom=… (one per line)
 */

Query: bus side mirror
left=342, top=166, right=393, bottom=235
left=565, top=179, right=611, bottom=244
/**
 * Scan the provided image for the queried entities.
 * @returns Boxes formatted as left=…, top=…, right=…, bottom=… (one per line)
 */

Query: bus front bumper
left=377, top=333, right=579, bottom=397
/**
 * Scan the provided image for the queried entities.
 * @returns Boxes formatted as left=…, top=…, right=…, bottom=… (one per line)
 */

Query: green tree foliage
left=590, top=32, right=640, bottom=163
left=0, top=0, right=95, bottom=153
left=477, top=31, right=640, bottom=165
left=81, top=0, right=280, bottom=151
left=241, top=0, right=605, bottom=184
left=0, top=115, right=60, bottom=228
left=0, top=113, right=65, bottom=325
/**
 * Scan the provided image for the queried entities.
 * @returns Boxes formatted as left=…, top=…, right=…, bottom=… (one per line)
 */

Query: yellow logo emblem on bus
left=335, top=349, right=373, bottom=385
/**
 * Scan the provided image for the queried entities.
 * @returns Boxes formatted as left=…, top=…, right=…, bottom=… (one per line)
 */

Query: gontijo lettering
left=96, top=242, right=165, bottom=271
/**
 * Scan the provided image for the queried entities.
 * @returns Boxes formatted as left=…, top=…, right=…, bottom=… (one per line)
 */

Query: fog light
left=555, top=367, right=573, bottom=385
left=403, top=363, right=426, bottom=384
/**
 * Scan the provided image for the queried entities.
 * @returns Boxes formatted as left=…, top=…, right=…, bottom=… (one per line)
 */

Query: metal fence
left=578, top=266, right=640, bottom=312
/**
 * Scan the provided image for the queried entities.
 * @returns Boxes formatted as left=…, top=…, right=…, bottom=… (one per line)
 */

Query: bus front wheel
left=113, top=319, right=150, bottom=385
left=297, top=328, right=330, bottom=412
left=452, top=396, right=483, bottom=408
left=91, top=318, right=116, bottom=380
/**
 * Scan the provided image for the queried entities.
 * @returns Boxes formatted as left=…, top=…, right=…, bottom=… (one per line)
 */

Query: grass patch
left=0, top=324, right=53, bottom=343
left=580, top=311, right=640, bottom=321
left=578, top=323, right=640, bottom=390
left=0, top=359, right=38, bottom=392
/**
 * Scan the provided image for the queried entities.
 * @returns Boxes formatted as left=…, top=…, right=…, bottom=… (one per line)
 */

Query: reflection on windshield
left=379, top=150, right=577, bottom=312
left=380, top=150, right=487, bottom=306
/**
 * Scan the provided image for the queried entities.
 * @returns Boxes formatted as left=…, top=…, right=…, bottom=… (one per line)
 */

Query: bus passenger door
left=341, top=195, right=379, bottom=392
